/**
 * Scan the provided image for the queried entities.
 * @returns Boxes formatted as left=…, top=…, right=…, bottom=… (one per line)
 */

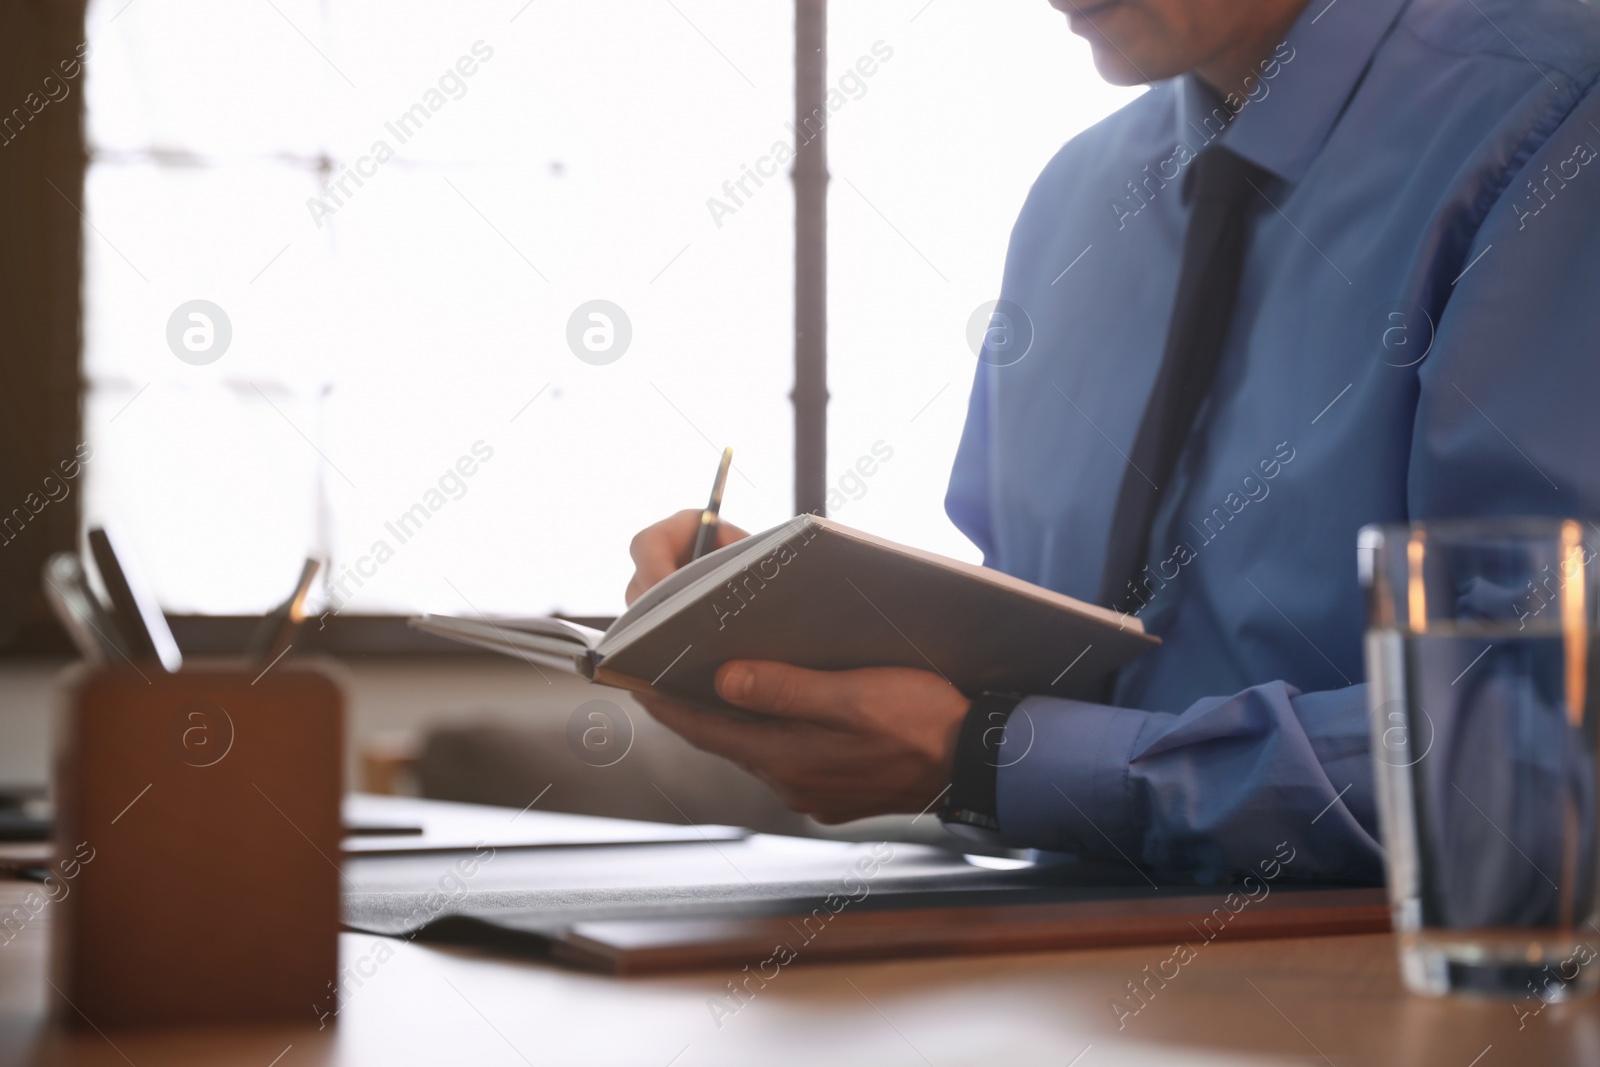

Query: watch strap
left=940, top=692, right=1023, bottom=832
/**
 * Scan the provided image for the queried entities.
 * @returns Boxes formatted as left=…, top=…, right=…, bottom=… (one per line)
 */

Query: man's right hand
left=625, top=509, right=750, bottom=606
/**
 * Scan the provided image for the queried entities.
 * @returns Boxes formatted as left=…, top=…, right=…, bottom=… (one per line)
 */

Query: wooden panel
left=4, top=795, right=1600, bottom=1065
left=6, top=879, right=1598, bottom=1066
left=0, top=0, right=87, bottom=647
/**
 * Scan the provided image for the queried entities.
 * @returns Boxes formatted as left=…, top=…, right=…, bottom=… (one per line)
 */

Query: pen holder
left=50, top=659, right=344, bottom=1029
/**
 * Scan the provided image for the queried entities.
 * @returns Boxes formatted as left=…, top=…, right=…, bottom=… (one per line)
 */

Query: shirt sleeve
left=1405, top=81, right=1600, bottom=520
left=945, top=360, right=997, bottom=563
left=995, top=683, right=1383, bottom=884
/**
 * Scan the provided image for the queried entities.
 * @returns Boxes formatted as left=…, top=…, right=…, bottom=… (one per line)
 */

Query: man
left=627, top=0, right=1600, bottom=883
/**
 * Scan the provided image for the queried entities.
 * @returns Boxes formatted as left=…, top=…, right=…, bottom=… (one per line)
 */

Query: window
left=80, top=0, right=1134, bottom=619
left=826, top=1, right=1139, bottom=559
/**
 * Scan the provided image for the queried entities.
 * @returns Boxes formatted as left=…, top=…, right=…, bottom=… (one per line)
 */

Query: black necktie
left=1096, top=146, right=1269, bottom=615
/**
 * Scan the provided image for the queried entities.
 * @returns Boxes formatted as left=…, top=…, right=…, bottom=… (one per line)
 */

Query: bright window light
left=80, top=0, right=1136, bottom=617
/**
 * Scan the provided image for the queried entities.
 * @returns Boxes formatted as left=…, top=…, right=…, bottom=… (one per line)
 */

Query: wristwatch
left=940, top=692, right=1023, bottom=834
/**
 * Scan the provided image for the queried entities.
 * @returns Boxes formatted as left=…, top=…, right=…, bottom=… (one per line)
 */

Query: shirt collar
left=1174, top=0, right=1412, bottom=184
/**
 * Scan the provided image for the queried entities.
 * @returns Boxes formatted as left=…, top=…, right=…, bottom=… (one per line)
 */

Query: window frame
left=1, top=0, right=829, bottom=659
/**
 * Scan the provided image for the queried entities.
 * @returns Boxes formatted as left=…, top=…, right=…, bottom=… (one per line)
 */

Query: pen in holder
left=51, top=659, right=344, bottom=1028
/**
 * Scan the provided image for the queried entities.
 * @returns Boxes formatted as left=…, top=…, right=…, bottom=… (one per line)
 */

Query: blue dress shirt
left=946, top=0, right=1600, bottom=883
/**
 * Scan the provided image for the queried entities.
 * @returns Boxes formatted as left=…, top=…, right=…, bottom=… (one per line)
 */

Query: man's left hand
left=636, top=662, right=971, bottom=824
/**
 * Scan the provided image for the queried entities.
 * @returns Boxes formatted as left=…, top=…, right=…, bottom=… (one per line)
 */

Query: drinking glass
left=1360, top=518, right=1600, bottom=998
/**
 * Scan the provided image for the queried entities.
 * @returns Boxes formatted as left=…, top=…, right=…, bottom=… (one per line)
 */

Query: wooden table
left=2, top=884, right=1596, bottom=1066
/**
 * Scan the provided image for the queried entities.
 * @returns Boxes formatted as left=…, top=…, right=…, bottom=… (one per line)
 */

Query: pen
left=248, top=558, right=322, bottom=665
left=41, top=552, right=128, bottom=665
left=87, top=525, right=183, bottom=672
left=690, top=447, right=734, bottom=561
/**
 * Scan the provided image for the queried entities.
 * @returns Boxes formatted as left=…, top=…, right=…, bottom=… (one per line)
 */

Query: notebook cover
left=552, top=886, right=1391, bottom=975
left=595, top=517, right=1158, bottom=709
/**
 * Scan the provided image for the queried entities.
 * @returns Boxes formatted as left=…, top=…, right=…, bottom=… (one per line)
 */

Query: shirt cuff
left=995, top=695, right=1155, bottom=857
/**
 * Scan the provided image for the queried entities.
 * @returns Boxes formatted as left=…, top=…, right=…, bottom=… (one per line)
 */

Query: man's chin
left=1088, top=46, right=1156, bottom=86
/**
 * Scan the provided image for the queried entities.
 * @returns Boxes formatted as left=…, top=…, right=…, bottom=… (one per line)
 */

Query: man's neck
left=1194, top=0, right=1312, bottom=103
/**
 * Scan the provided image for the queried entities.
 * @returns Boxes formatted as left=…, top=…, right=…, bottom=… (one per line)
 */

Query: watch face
left=943, top=808, right=1001, bottom=831
left=940, top=809, right=1005, bottom=844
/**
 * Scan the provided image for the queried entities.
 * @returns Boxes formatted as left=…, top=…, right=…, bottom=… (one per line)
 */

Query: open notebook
left=411, top=515, right=1158, bottom=709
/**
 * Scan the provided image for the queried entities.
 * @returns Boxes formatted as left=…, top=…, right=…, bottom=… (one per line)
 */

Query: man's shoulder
left=1028, top=83, right=1179, bottom=195
left=1401, top=0, right=1600, bottom=85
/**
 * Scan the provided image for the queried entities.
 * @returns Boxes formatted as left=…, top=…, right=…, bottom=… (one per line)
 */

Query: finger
left=712, top=519, right=750, bottom=551
left=714, top=660, right=865, bottom=728
left=627, top=510, right=701, bottom=594
left=636, top=692, right=789, bottom=768
left=626, top=510, right=704, bottom=604
left=625, top=512, right=753, bottom=605
left=624, top=569, right=659, bottom=607
left=629, top=510, right=750, bottom=572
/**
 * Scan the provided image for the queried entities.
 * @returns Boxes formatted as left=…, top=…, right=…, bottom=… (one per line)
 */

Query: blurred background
left=2, top=0, right=1136, bottom=825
